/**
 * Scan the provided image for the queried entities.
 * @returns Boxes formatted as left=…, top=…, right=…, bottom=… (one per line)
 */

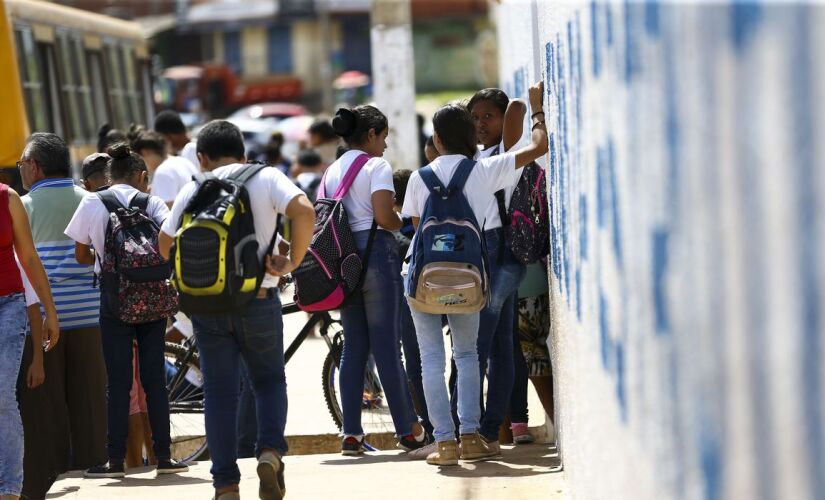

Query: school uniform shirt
left=22, top=178, right=99, bottom=330
left=474, top=134, right=530, bottom=229
left=162, top=163, right=303, bottom=289
left=322, top=149, right=395, bottom=233
left=402, top=152, right=519, bottom=230
left=64, top=184, right=170, bottom=274
left=16, top=259, right=38, bottom=307
left=151, top=155, right=200, bottom=204
left=180, top=141, right=199, bottom=170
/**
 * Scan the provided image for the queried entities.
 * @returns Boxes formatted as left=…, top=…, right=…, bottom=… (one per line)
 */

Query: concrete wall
left=495, top=2, right=825, bottom=500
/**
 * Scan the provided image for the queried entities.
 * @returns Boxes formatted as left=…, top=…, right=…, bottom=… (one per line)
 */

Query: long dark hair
left=332, top=105, right=388, bottom=149
left=467, top=88, right=509, bottom=114
left=432, top=104, right=477, bottom=159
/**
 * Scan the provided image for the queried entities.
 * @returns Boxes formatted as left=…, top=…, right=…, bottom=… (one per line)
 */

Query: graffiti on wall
left=497, top=2, right=824, bottom=499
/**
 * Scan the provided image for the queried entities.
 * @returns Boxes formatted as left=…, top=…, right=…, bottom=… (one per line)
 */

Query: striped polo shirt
left=22, top=178, right=100, bottom=330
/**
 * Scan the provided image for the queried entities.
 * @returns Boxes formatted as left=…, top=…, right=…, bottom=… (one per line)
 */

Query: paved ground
left=48, top=444, right=566, bottom=500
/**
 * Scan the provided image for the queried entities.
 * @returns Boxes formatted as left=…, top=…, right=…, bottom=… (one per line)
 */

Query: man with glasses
left=16, top=133, right=108, bottom=498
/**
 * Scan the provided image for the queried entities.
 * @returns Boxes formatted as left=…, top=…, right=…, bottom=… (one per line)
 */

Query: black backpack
left=170, top=164, right=277, bottom=315
left=494, top=162, right=550, bottom=265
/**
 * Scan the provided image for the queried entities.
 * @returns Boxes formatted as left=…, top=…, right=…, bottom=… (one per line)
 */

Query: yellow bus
left=0, top=0, right=152, bottom=188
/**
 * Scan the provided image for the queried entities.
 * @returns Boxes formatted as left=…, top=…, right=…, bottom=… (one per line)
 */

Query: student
left=265, top=131, right=291, bottom=176
left=65, top=143, right=188, bottom=479
left=132, top=130, right=199, bottom=207
left=18, top=133, right=108, bottom=481
left=325, top=106, right=426, bottom=455
left=97, top=124, right=127, bottom=154
left=448, top=86, right=531, bottom=453
left=307, top=118, right=340, bottom=166
left=1, top=181, right=59, bottom=500
left=82, top=153, right=111, bottom=192
left=392, top=169, right=432, bottom=439
left=291, top=150, right=324, bottom=201
left=158, top=120, right=315, bottom=500
left=153, top=110, right=198, bottom=168
left=424, top=135, right=440, bottom=164
left=401, top=82, right=547, bottom=465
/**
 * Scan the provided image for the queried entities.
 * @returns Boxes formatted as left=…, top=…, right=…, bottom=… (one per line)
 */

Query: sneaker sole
left=84, top=472, right=126, bottom=479
left=257, top=460, right=285, bottom=500
left=426, top=458, right=459, bottom=466
left=513, top=436, right=535, bottom=444
left=157, top=467, right=190, bottom=475
left=460, top=452, right=501, bottom=462
left=340, top=449, right=365, bottom=456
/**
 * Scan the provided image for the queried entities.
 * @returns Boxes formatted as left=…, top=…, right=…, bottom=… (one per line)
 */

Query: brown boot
left=426, top=440, right=459, bottom=466
left=459, top=432, right=498, bottom=461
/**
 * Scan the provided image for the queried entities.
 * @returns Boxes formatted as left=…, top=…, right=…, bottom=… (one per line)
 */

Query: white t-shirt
left=16, top=260, right=38, bottom=306
left=322, top=149, right=394, bottom=233
left=162, top=163, right=303, bottom=289
left=474, top=136, right=529, bottom=228
left=151, top=156, right=200, bottom=204
left=402, top=153, right=519, bottom=230
left=64, top=184, right=170, bottom=273
left=180, top=141, right=199, bottom=170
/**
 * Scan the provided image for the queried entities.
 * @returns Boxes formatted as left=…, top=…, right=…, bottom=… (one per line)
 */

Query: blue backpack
left=405, top=159, right=489, bottom=314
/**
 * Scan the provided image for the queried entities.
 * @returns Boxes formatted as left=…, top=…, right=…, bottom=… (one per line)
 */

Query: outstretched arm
left=512, top=81, right=549, bottom=168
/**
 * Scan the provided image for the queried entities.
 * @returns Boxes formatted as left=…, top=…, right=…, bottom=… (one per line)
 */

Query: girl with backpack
left=401, top=81, right=548, bottom=465
left=65, top=143, right=188, bottom=478
left=324, top=106, right=426, bottom=455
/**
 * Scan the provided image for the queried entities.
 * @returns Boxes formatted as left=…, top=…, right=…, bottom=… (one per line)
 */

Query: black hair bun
left=98, top=123, right=112, bottom=141
left=332, top=108, right=357, bottom=138
left=107, top=142, right=131, bottom=160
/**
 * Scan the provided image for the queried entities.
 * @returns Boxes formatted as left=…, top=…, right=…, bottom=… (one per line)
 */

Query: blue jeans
left=410, top=308, right=481, bottom=442
left=0, top=294, right=26, bottom=496
left=399, top=296, right=432, bottom=435
left=450, top=228, right=526, bottom=440
left=99, top=312, right=171, bottom=462
left=191, top=294, right=287, bottom=490
left=340, top=230, right=417, bottom=437
left=236, top=363, right=258, bottom=458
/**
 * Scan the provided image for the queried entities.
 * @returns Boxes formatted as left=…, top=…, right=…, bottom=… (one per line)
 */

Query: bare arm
left=266, top=194, right=315, bottom=276
left=26, top=303, right=45, bottom=388
left=372, top=190, right=402, bottom=231
left=75, top=242, right=95, bottom=265
left=512, top=81, right=549, bottom=168
left=502, top=99, right=527, bottom=152
left=159, top=231, right=174, bottom=261
left=9, top=189, right=59, bottom=349
left=412, top=216, right=420, bottom=231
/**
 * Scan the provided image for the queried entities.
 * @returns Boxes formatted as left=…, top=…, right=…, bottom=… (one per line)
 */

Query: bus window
left=40, top=43, right=64, bottom=139
left=13, top=27, right=50, bottom=132
left=70, top=37, right=95, bottom=141
left=138, top=59, right=154, bottom=126
left=121, top=46, right=141, bottom=125
left=55, top=32, right=83, bottom=143
left=103, top=42, right=128, bottom=128
left=87, top=50, right=109, bottom=133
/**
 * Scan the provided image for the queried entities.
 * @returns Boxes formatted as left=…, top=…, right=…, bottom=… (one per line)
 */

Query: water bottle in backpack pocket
left=292, top=153, right=376, bottom=312
left=98, top=190, right=178, bottom=324
left=405, top=159, right=489, bottom=315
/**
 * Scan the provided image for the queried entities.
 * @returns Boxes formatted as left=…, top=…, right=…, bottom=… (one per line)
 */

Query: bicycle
left=164, top=277, right=397, bottom=461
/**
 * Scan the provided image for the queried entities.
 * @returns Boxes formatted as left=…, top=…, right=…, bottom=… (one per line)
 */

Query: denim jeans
left=410, top=308, right=481, bottom=442
left=99, top=311, right=171, bottom=462
left=399, top=296, right=432, bottom=435
left=0, top=293, right=26, bottom=496
left=236, top=363, right=258, bottom=458
left=191, top=294, right=287, bottom=490
left=340, top=230, right=417, bottom=437
left=450, top=228, right=526, bottom=440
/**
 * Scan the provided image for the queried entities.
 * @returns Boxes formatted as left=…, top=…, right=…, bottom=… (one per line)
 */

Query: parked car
left=229, top=102, right=309, bottom=124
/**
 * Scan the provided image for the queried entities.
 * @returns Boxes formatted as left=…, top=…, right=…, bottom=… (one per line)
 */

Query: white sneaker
left=407, top=441, right=437, bottom=460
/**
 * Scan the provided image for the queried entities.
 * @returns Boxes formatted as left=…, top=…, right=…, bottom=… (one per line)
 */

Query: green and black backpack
left=171, top=164, right=277, bottom=315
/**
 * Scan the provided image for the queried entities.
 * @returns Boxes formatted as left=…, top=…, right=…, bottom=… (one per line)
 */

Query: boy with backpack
left=401, top=83, right=548, bottom=466
left=65, top=143, right=187, bottom=479
left=158, top=120, right=315, bottom=500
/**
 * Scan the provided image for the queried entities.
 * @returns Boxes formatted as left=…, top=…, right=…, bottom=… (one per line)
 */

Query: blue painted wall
left=496, top=2, right=825, bottom=499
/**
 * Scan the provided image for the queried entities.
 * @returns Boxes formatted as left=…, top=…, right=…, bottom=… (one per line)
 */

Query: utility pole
left=370, top=0, right=418, bottom=171
left=318, top=0, right=335, bottom=114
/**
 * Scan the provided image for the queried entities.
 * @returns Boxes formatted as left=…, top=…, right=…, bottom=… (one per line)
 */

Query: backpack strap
left=331, top=153, right=371, bottom=200
left=227, top=163, right=268, bottom=185
left=130, top=192, right=151, bottom=212
left=418, top=166, right=448, bottom=199
left=447, top=159, right=475, bottom=193
left=97, top=189, right=124, bottom=213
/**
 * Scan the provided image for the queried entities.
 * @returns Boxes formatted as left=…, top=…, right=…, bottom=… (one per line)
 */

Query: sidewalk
left=48, top=444, right=566, bottom=499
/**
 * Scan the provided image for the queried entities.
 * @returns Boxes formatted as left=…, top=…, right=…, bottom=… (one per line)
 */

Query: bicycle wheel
left=322, top=331, right=397, bottom=436
left=164, top=341, right=208, bottom=462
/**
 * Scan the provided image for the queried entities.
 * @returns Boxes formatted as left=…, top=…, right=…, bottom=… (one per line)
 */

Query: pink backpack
left=292, top=154, right=376, bottom=312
